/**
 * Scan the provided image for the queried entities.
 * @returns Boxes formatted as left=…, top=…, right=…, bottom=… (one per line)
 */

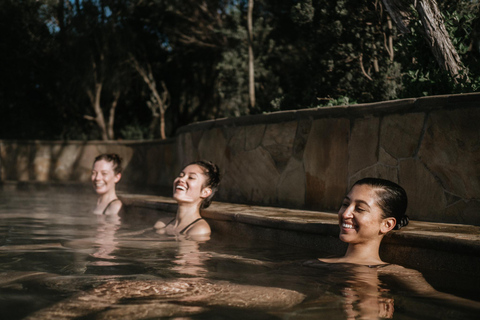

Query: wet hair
left=187, top=160, right=221, bottom=209
left=93, top=154, right=123, bottom=175
left=352, top=178, right=409, bottom=230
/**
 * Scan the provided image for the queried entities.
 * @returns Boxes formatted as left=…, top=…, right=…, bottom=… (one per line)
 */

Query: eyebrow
left=181, top=171, right=198, bottom=176
left=344, top=196, right=371, bottom=208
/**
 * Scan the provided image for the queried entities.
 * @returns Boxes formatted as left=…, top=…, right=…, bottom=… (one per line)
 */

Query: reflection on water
left=0, top=190, right=479, bottom=320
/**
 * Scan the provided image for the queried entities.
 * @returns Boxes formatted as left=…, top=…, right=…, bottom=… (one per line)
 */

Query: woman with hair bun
left=321, top=177, right=409, bottom=265
left=155, top=160, right=221, bottom=237
left=91, top=154, right=123, bottom=215
left=305, top=178, right=479, bottom=318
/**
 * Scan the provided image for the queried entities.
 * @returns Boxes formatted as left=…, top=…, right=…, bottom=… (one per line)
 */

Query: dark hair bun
left=394, top=215, right=409, bottom=230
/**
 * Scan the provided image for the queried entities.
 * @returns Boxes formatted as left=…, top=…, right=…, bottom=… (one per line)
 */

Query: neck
left=176, top=202, right=202, bottom=224
left=343, top=239, right=384, bottom=265
left=97, top=191, right=117, bottom=206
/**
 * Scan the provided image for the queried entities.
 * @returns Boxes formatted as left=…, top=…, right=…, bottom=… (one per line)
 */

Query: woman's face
left=338, top=184, right=386, bottom=244
left=173, top=164, right=209, bottom=205
left=91, top=160, right=120, bottom=195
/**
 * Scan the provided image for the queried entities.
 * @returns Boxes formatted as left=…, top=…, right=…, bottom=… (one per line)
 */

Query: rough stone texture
left=15, top=144, right=30, bottom=181
left=2, top=94, right=480, bottom=226
left=197, top=127, right=228, bottom=173
left=418, top=108, right=480, bottom=199
left=245, top=124, right=265, bottom=151
left=177, top=132, right=198, bottom=168
left=226, top=127, right=246, bottom=158
left=380, top=112, right=425, bottom=159
left=277, top=157, right=305, bottom=207
left=261, top=122, right=297, bottom=173
left=220, top=147, right=279, bottom=204
left=304, top=118, right=349, bottom=210
left=399, top=158, right=446, bottom=221
left=292, top=119, right=312, bottom=160
left=33, top=144, right=52, bottom=181
left=348, top=117, right=379, bottom=176
left=378, top=147, right=398, bottom=166
left=348, top=163, right=398, bottom=189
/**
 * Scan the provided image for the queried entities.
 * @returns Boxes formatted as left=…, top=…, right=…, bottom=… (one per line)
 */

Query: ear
left=380, top=217, right=396, bottom=234
left=114, top=173, right=122, bottom=183
left=200, top=187, right=212, bottom=199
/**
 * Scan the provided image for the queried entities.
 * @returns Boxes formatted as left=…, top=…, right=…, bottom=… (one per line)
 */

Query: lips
left=341, top=220, right=357, bottom=231
left=175, top=184, right=187, bottom=191
left=342, top=223, right=355, bottom=229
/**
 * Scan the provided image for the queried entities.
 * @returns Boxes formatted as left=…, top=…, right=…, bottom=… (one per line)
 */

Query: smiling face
left=91, top=160, right=121, bottom=195
left=338, top=184, right=393, bottom=244
left=173, top=164, right=211, bottom=206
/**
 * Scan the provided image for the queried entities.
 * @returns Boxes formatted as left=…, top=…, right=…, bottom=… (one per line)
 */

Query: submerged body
left=309, top=178, right=480, bottom=317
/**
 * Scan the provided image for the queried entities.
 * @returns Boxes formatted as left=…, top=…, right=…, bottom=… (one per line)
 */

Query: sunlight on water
left=0, top=189, right=478, bottom=319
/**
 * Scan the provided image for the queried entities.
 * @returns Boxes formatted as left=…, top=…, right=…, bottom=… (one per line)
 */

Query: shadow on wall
left=1, top=93, right=480, bottom=225
left=0, top=140, right=177, bottom=196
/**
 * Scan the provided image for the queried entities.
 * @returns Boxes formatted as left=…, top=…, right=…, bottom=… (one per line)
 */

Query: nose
left=340, top=205, right=354, bottom=219
left=175, top=176, right=185, bottom=184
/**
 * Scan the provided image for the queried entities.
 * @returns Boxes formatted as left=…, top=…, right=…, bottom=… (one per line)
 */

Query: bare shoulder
left=186, top=219, right=211, bottom=236
left=154, top=217, right=174, bottom=229
left=105, top=200, right=122, bottom=215
left=379, top=264, right=423, bottom=276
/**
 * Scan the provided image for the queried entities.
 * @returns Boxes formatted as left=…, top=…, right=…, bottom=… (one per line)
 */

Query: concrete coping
left=120, top=194, right=480, bottom=257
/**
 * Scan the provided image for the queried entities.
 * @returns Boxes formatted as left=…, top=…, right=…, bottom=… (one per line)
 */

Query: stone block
left=245, top=124, right=265, bottom=151
left=380, top=112, right=425, bottom=158
left=348, top=163, right=398, bottom=189
left=444, top=200, right=480, bottom=226
left=220, top=147, right=279, bottom=204
left=33, top=144, right=52, bottom=181
left=176, top=132, right=198, bottom=167
left=198, top=128, right=228, bottom=173
left=304, top=118, right=349, bottom=210
left=378, top=147, right=397, bottom=166
left=16, top=144, right=31, bottom=181
left=292, top=119, right=312, bottom=161
left=53, top=144, right=84, bottom=181
left=348, top=117, right=379, bottom=176
left=399, top=158, right=446, bottom=222
left=418, top=108, right=480, bottom=199
left=227, top=127, right=246, bottom=158
left=262, top=122, right=297, bottom=173
left=277, top=157, right=306, bottom=207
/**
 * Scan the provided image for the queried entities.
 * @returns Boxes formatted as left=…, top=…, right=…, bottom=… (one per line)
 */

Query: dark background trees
left=1, top=0, right=479, bottom=140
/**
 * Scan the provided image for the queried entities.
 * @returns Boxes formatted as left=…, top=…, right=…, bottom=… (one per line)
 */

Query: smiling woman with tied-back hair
left=154, top=160, right=221, bottom=238
left=304, top=177, right=480, bottom=318
left=91, top=154, right=123, bottom=215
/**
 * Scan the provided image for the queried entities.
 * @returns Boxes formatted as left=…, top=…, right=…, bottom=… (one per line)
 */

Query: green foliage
left=1, top=0, right=479, bottom=140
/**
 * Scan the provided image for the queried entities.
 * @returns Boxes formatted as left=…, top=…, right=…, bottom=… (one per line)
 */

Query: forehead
left=347, top=184, right=380, bottom=205
left=182, top=164, right=206, bottom=175
left=93, top=160, right=114, bottom=171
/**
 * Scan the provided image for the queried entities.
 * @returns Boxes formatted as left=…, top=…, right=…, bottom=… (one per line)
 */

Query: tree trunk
left=130, top=56, right=169, bottom=139
left=107, top=90, right=120, bottom=140
left=382, top=0, right=464, bottom=79
left=416, top=0, right=463, bottom=79
left=247, top=0, right=255, bottom=110
left=85, top=83, right=109, bottom=140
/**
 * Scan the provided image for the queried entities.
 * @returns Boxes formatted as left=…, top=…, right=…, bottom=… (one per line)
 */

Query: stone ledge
left=175, top=93, right=480, bottom=134
left=120, top=194, right=480, bottom=257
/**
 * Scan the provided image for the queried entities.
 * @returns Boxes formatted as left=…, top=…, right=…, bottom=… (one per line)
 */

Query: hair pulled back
left=353, top=178, right=409, bottom=230
left=94, top=154, right=123, bottom=175
left=187, top=160, right=221, bottom=209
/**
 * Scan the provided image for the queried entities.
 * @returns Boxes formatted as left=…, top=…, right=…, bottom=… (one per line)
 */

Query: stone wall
left=1, top=93, right=479, bottom=225
left=175, top=93, right=480, bottom=226
left=0, top=139, right=178, bottom=194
